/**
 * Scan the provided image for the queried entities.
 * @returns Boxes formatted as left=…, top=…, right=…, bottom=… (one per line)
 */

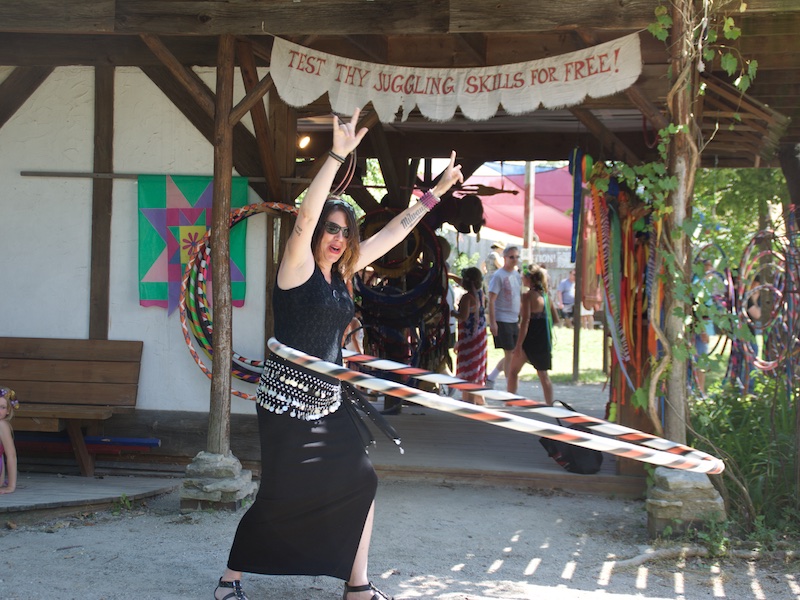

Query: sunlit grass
left=486, top=325, right=609, bottom=385
left=479, top=330, right=735, bottom=388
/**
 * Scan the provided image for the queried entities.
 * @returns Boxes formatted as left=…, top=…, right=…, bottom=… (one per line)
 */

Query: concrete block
left=646, top=466, right=725, bottom=538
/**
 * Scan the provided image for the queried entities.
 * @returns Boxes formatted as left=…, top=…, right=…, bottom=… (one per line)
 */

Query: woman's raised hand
left=433, top=150, right=464, bottom=197
left=332, top=108, right=369, bottom=157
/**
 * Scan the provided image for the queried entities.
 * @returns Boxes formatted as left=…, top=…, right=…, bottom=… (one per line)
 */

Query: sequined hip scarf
left=256, top=352, right=341, bottom=421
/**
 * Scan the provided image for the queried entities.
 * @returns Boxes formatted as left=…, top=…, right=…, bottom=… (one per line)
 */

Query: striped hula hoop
left=269, top=338, right=724, bottom=475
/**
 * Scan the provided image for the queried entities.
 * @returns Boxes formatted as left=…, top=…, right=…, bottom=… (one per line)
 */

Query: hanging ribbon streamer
left=269, top=338, right=725, bottom=474
left=568, top=147, right=583, bottom=264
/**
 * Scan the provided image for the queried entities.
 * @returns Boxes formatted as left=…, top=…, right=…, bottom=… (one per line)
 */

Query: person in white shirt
left=485, top=246, right=522, bottom=390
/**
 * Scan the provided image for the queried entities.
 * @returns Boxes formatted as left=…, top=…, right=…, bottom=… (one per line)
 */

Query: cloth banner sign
left=270, top=33, right=642, bottom=123
left=138, top=175, right=249, bottom=314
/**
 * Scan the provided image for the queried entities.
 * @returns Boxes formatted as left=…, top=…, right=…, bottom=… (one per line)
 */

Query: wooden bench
left=0, top=337, right=144, bottom=476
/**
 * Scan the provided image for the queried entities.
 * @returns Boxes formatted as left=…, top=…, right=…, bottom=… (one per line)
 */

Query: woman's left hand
left=331, top=108, right=369, bottom=157
left=432, top=150, right=464, bottom=197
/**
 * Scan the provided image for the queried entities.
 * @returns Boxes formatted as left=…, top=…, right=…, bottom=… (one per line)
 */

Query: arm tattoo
left=293, top=224, right=303, bottom=236
left=400, top=204, right=428, bottom=230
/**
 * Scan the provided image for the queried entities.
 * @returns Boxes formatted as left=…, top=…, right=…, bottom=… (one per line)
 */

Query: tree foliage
left=692, top=168, right=787, bottom=268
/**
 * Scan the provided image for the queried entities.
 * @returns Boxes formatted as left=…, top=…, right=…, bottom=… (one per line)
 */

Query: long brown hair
left=312, top=197, right=361, bottom=281
left=461, top=266, right=483, bottom=293
left=525, top=265, right=548, bottom=293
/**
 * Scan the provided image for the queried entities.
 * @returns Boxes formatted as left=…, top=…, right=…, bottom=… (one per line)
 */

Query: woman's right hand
left=331, top=108, right=369, bottom=157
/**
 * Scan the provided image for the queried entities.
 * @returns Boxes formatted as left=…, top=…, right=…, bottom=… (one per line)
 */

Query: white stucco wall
left=0, top=66, right=269, bottom=413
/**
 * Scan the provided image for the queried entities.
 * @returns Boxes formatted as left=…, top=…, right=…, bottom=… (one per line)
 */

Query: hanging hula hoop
left=180, top=201, right=298, bottom=399
left=728, top=227, right=800, bottom=374
left=361, top=208, right=423, bottom=278
left=355, top=216, right=442, bottom=307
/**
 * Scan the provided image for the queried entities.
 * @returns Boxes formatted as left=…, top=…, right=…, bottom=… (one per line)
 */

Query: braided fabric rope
left=269, top=338, right=725, bottom=474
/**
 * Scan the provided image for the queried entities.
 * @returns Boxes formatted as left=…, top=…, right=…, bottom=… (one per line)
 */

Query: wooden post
left=663, top=0, right=699, bottom=445
left=573, top=224, right=583, bottom=384
left=266, top=95, right=297, bottom=345
left=779, top=143, right=800, bottom=224
left=89, top=66, right=114, bottom=340
left=777, top=142, right=800, bottom=502
left=207, top=35, right=235, bottom=456
left=523, top=161, right=535, bottom=264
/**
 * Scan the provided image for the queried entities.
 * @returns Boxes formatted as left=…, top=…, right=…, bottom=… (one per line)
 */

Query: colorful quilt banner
left=138, top=175, right=248, bottom=314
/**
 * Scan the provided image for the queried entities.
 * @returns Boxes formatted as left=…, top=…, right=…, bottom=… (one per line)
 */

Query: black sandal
left=214, top=577, right=249, bottom=600
left=343, top=581, right=393, bottom=600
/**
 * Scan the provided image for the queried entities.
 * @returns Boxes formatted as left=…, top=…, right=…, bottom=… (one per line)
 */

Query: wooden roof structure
left=2, top=1, right=797, bottom=463
left=1, top=1, right=798, bottom=190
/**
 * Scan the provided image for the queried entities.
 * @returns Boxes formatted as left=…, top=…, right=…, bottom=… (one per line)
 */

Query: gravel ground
left=1, top=478, right=798, bottom=600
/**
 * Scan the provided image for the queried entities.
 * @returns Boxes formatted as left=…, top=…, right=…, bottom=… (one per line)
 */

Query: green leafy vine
left=600, top=1, right=759, bottom=420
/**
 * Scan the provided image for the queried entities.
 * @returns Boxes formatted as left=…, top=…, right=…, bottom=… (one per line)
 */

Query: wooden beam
left=661, top=0, right=697, bottom=448
left=370, top=120, right=405, bottom=207
left=455, top=34, right=487, bottom=65
left=0, top=0, right=114, bottom=34
left=2, top=0, right=797, bottom=36
left=626, top=84, right=669, bottom=131
left=115, top=0, right=449, bottom=35
left=0, top=34, right=669, bottom=84
left=264, top=214, right=277, bottom=342
left=269, top=95, right=298, bottom=202
left=140, top=65, right=269, bottom=199
left=574, top=28, right=669, bottom=132
left=740, top=12, right=800, bottom=36
left=0, top=34, right=223, bottom=67
left=451, top=0, right=656, bottom=33
left=229, top=71, right=273, bottom=127
left=569, top=107, right=643, bottom=165
left=342, top=35, right=388, bottom=64
left=66, top=420, right=96, bottom=476
left=359, top=130, right=661, bottom=163
left=290, top=110, right=380, bottom=200
left=89, top=66, right=114, bottom=341
left=0, top=66, right=53, bottom=129
left=234, top=39, right=282, bottom=202
left=140, top=33, right=215, bottom=117
left=347, top=185, right=381, bottom=214
left=207, top=34, right=235, bottom=457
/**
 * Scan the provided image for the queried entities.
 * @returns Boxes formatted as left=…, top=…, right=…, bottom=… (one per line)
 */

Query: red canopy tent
left=465, top=163, right=574, bottom=246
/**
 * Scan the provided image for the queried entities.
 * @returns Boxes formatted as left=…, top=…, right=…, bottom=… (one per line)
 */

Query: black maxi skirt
left=227, top=404, right=378, bottom=580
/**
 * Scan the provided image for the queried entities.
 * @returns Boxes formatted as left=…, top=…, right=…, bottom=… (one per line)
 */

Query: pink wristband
left=419, top=190, right=440, bottom=211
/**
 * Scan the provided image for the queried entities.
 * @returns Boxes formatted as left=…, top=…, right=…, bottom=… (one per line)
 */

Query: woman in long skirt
left=215, top=108, right=464, bottom=600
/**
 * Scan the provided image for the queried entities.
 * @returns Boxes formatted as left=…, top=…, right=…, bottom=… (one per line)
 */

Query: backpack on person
left=538, top=400, right=604, bottom=475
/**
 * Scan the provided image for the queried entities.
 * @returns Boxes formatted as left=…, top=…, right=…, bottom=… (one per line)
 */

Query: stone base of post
left=180, top=451, right=257, bottom=512
left=646, top=466, right=725, bottom=538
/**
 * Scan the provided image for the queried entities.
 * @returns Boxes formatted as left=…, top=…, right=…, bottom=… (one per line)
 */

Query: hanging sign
left=270, top=33, right=642, bottom=122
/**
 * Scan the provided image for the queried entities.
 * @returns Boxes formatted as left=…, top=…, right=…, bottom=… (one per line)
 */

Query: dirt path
left=1, top=478, right=796, bottom=599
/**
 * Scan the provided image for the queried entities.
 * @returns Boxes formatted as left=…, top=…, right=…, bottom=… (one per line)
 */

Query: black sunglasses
left=324, top=221, right=351, bottom=239
left=506, top=254, right=519, bottom=259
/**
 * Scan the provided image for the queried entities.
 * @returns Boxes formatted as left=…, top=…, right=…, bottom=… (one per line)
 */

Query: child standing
left=454, top=267, right=488, bottom=405
left=0, top=386, right=18, bottom=494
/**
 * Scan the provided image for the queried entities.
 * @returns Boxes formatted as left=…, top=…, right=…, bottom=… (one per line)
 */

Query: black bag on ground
left=538, top=401, right=603, bottom=475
